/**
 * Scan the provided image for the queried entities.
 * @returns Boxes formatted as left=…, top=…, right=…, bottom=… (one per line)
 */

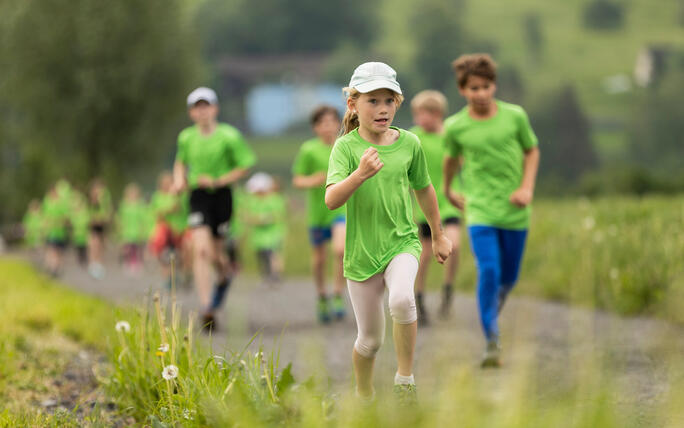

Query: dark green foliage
left=496, top=65, right=526, bottom=104
left=523, top=13, right=544, bottom=60
left=582, top=0, right=624, bottom=30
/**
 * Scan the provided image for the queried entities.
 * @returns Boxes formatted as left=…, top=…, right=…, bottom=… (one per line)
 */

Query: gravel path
left=18, top=250, right=684, bottom=424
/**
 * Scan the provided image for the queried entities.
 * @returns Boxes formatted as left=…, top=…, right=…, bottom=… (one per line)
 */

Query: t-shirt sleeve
left=408, top=140, right=432, bottom=190
left=292, top=145, right=310, bottom=175
left=228, top=130, right=257, bottom=169
left=517, top=108, right=539, bottom=150
left=444, top=127, right=462, bottom=158
left=326, top=141, right=351, bottom=186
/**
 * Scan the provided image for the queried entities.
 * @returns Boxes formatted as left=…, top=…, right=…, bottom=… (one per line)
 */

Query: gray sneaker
left=480, top=340, right=502, bottom=368
left=393, top=383, right=418, bottom=406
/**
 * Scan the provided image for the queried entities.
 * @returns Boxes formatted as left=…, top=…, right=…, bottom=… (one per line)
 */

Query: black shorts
left=90, top=223, right=107, bottom=235
left=46, top=238, right=67, bottom=249
left=188, top=187, right=233, bottom=238
left=418, top=217, right=461, bottom=239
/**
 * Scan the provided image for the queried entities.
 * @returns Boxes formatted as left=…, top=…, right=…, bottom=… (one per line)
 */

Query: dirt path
left=19, top=250, right=684, bottom=423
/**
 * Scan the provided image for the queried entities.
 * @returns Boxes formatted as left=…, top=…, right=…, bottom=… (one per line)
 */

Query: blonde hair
left=341, top=87, right=405, bottom=135
left=411, top=90, right=448, bottom=116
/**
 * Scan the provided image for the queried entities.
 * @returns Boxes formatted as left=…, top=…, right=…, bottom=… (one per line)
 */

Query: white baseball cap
left=348, top=62, right=402, bottom=95
left=186, top=87, right=218, bottom=107
left=246, top=172, right=274, bottom=194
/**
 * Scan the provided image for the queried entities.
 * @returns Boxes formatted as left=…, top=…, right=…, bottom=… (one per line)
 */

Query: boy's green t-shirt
left=149, top=191, right=189, bottom=234
left=326, top=127, right=431, bottom=282
left=409, top=126, right=461, bottom=224
left=176, top=123, right=256, bottom=189
left=42, top=196, right=68, bottom=241
left=245, top=193, right=285, bottom=250
left=444, top=100, right=539, bottom=230
left=292, top=138, right=345, bottom=227
left=118, top=200, right=149, bottom=243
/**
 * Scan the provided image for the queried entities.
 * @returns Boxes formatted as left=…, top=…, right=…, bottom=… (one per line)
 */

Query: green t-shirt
left=42, top=195, right=68, bottom=241
left=444, top=101, right=539, bottom=230
left=409, top=126, right=462, bottom=224
left=71, top=206, right=91, bottom=245
left=245, top=193, right=285, bottom=250
left=149, top=191, right=189, bottom=234
left=22, top=210, right=43, bottom=247
left=118, top=200, right=149, bottom=243
left=176, top=123, right=256, bottom=189
left=326, top=127, right=431, bottom=281
left=90, top=188, right=113, bottom=224
left=292, top=138, right=345, bottom=227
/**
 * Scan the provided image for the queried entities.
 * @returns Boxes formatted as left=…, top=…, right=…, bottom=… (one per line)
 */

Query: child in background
left=244, top=173, right=285, bottom=284
left=149, top=172, right=190, bottom=288
left=88, top=178, right=113, bottom=279
left=443, top=54, right=540, bottom=368
left=42, top=184, right=69, bottom=277
left=117, top=183, right=148, bottom=275
left=292, top=105, right=347, bottom=323
left=22, top=199, right=44, bottom=250
left=325, top=62, right=452, bottom=402
left=71, top=191, right=91, bottom=267
left=410, top=90, right=463, bottom=325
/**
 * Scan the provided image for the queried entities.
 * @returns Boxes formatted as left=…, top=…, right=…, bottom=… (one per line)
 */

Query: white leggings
left=347, top=253, right=419, bottom=358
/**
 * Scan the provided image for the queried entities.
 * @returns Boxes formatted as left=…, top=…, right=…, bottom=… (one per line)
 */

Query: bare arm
left=215, top=167, right=250, bottom=188
left=293, top=172, right=327, bottom=189
left=325, top=147, right=382, bottom=210
left=510, top=146, right=540, bottom=207
left=172, top=161, right=187, bottom=193
left=414, top=184, right=452, bottom=264
left=443, top=155, right=465, bottom=210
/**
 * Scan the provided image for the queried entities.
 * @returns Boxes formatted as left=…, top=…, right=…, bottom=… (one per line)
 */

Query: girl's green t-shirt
left=71, top=207, right=91, bottom=246
left=176, top=123, right=256, bottom=189
left=22, top=211, right=44, bottom=247
left=444, top=101, right=538, bottom=230
left=326, top=127, right=431, bottom=281
left=245, top=193, right=285, bottom=250
left=118, top=200, right=149, bottom=243
left=42, top=195, right=68, bottom=241
left=292, top=138, right=345, bottom=227
left=409, top=126, right=461, bottom=223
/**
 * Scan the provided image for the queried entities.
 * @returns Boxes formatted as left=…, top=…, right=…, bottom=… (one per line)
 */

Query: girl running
left=325, top=62, right=452, bottom=402
left=443, top=54, right=540, bottom=368
left=410, top=90, right=463, bottom=325
left=117, top=183, right=148, bottom=275
left=173, top=87, right=256, bottom=331
left=41, top=184, right=69, bottom=277
left=292, top=105, right=347, bottom=323
left=88, top=178, right=113, bottom=279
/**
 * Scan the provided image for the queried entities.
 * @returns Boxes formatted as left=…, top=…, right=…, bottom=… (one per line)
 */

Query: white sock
left=394, top=372, right=415, bottom=385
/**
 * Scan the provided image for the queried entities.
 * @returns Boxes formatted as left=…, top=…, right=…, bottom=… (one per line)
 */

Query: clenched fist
left=357, top=147, right=384, bottom=180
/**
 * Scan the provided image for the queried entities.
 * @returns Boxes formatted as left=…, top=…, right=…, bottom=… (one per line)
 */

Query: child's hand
left=196, top=175, right=215, bottom=189
left=509, top=187, right=533, bottom=207
left=357, top=147, right=384, bottom=180
left=432, top=233, right=452, bottom=264
left=446, top=189, right=465, bottom=210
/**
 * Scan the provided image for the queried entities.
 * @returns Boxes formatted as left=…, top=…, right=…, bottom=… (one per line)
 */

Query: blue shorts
left=309, top=216, right=345, bottom=247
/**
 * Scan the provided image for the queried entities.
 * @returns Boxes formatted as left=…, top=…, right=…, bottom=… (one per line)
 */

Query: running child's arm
left=443, top=156, right=465, bottom=210
left=509, top=146, right=540, bottom=207
left=293, top=172, right=327, bottom=189
left=414, top=185, right=452, bottom=264
left=325, top=147, right=383, bottom=210
left=172, top=161, right=187, bottom=193
left=214, top=168, right=249, bottom=188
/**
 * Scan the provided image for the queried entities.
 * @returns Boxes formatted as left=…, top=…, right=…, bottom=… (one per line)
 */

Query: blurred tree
left=582, top=0, right=624, bottom=30
left=0, top=0, right=202, bottom=222
left=628, top=66, right=684, bottom=175
left=532, top=85, right=599, bottom=182
left=496, top=65, right=525, bottom=104
left=197, top=0, right=375, bottom=57
left=522, top=13, right=544, bottom=62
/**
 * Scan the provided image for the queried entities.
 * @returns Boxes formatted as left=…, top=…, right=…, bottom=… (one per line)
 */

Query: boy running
left=117, top=183, right=148, bottom=275
left=173, top=87, right=256, bottom=331
left=326, top=62, right=451, bottom=402
left=410, top=90, right=462, bottom=325
left=292, top=106, right=347, bottom=323
left=443, top=54, right=540, bottom=368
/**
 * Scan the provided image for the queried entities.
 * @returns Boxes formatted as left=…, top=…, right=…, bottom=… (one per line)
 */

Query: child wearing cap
left=173, top=86, right=256, bottom=331
left=410, top=90, right=463, bottom=325
left=443, top=54, right=540, bottom=368
left=325, top=62, right=452, bottom=403
left=244, top=172, right=286, bottom=285
left=292, top=105, right=347, bottom=324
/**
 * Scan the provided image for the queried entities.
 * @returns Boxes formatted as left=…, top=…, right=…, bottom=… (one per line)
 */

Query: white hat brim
left=354, top=79, right=402, bottom=95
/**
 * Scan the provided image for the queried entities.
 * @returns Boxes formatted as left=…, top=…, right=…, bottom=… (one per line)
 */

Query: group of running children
left=23, top=53, right=540, bottom=403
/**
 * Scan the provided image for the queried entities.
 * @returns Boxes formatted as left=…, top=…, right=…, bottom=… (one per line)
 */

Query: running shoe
left=88, top=263, right=105, bottom=280
left=439, top=284, right=453, bottom=319
left=331, top=295, right=346, bottom=320
left=317, top=298, right=331, bottom=324
left=392, top=383, right=418, bottom=406
left=480, top=340, right=502, bottom=369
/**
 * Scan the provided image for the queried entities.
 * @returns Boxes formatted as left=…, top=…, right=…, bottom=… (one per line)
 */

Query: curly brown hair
left=451, top=54, right=497, bottom=88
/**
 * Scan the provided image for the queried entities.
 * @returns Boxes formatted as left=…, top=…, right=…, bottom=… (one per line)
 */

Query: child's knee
left=354, top=335, right=383, bottom=358
left=388, top=292, right=417, bottom=324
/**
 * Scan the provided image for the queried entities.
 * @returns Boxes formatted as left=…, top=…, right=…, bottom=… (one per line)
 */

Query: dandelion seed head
left=583, top=216, right=596, bottom=230
left=115, top=321, right=131, bottom=333
left=158, top=343, right=169, bottom=353
left=162, top=364, right=179, bottom=380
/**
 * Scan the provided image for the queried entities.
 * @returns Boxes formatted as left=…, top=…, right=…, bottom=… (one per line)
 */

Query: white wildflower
left=115, top=321, right=131, bottom=333
left=583, top=216, right=596, bottom=230
left=162, top=364, right=179, bottom=380
left=183, top=409, right=195, bottom=420
left=158, top=343, right=169, bottom=353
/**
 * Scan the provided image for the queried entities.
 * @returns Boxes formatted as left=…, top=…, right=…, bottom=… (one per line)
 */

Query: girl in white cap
left=325, top=62, right=452, bottom=403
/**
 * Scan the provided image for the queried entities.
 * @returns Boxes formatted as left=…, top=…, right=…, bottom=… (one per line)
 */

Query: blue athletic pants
left=468, top=225, right=528, bottom=342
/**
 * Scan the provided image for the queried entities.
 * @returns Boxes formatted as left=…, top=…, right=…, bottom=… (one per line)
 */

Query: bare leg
left=191, top=227, right=214, bottom=309
left=312, top=244, right=327, bottom=296
left=393, top=321, right=417, bottom=376
left=331, top=223, right=346, bottom=295
left=444, top=224, right=461, bottom=285
left=352, top=349, right=376, bottom=398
